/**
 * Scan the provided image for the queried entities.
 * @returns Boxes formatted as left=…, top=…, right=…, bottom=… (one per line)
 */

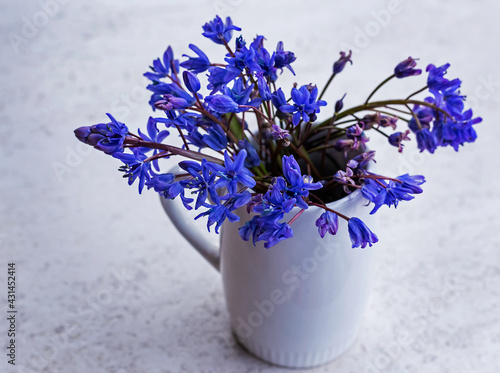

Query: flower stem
left=309, top=202, right=350, bottom=221
left=289, top=143, right=322, bottom=179
left=124, top=138, right=223, bottom=164
left=365, top=74, right=395, bottom=104
left=318, top=72, right=336, bottom=101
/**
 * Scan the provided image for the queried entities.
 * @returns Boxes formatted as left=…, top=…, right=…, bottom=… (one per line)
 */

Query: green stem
left=318, top=72, right=336, bottom=101
left=315, top=99, right=453, bottom=131
left=365, top=74, right=395, bottom=104
left=406, top=85, right=428, bottom=100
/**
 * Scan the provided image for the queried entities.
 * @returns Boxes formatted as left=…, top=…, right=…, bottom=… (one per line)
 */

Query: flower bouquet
left=74, top=15, right=481, bottom=250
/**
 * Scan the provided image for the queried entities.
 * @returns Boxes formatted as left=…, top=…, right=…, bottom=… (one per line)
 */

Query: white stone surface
left=1, top=0, right=499, bottom=372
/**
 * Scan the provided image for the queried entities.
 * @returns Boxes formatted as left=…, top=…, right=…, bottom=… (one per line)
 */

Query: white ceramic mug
left=161, top=185, right=377, bottom=368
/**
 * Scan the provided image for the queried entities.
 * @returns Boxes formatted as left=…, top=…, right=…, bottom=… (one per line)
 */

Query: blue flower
left=333, top=50, right=352, bottom=74
left=179, top=159, right=220, bottom=209
left=224, top=78, right=262, bottom=109
left=146, top=172, right=194, bottom=210
left=182, top=71, right=201, bottom=93
left=196, top=191, right=252, bottom=234
left=208, top=150, right=256, bottom=194
left=113, top=148, right=151, bottom=194
left=348, top=217, right=378, bottom=248
left=249, top=36, right=277, bottom=80
left=433, top=111, right=481, bottom=151
left=204, top=94, right=239, bottom=113
left=202, top=123, right=228, bottom=151
left=74, top=113, right=128, bottom=155
left=280, top=85, right=327, bottom=126
left=397, top=174, right=425, bottom=193
left=316, top=211, right=339, bottom=238
left=263, top=222, right=293, bottom=248
left=426, top=63, right=452, bottom=93
left=180, top=44, right=210, bottom=74
left=238, top=140, right=261, bottom=168
left=206, top=66, right=240, bottom=93
left=256, top=71, right=272, bottom=101
left=144, top=46, right=179, bottom=82
left=394, top=57, right=421, bottom=78
left=361, top=174, right=425, bottom=214
left=416, top=127, right=437, bottom=153
left=202, top=16, right=241, bottom=45
left=225, top=44, right=262, bottom=74
left=282, top=155, right=322, bottom=209
left=137, top=116, right=170, bottom=170
left=274, top=41, right=296, bottom=75
left=196, top=203, right=239, bottom=233
left=239, top=217, right=293, bottom=249
left=271, top=88, right=287, bottom=111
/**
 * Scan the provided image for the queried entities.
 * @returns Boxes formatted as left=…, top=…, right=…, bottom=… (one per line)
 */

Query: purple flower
left=347, top=151, right=376, bottom=171
left=271, top=125, right=290, bottom=142
left=74, top=113, right=128, bottom=155
left=154, top=94, right=189, bottom=111
left=315, top=211, right=339, bottom=238
left=348, top=217, right=378, bottom=248
left=388, top=130, right=411, bottom=153
left=394, top=57, right=422, bottom=78
left=335, top=93, right=346, bottom=113
left=333, top=168, right=356, bottom=193
left=345, top=123, right=369, bottom=150
left=180, top=44, right=210, bottom=74
left=202, top=16, right=241, bottom=45
left=333, top=50, right=352, bottom=74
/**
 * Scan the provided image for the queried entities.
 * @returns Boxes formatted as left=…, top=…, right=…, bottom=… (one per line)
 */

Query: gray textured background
left=1, top=0, right=499, bottom=372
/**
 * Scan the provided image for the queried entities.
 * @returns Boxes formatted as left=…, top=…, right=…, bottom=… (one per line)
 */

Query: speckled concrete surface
left=1, top=0, right=499, bottom=372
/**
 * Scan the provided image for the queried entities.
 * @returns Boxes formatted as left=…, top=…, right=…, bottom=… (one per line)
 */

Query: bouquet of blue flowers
left=75, top=15, right=481, bottom=249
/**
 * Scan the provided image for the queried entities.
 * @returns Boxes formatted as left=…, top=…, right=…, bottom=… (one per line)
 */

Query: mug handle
left=160, top=192, right=221, bottom=272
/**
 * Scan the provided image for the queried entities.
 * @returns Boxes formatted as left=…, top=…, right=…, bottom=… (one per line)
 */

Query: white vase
left=161, top=186, right=377, bottom=368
